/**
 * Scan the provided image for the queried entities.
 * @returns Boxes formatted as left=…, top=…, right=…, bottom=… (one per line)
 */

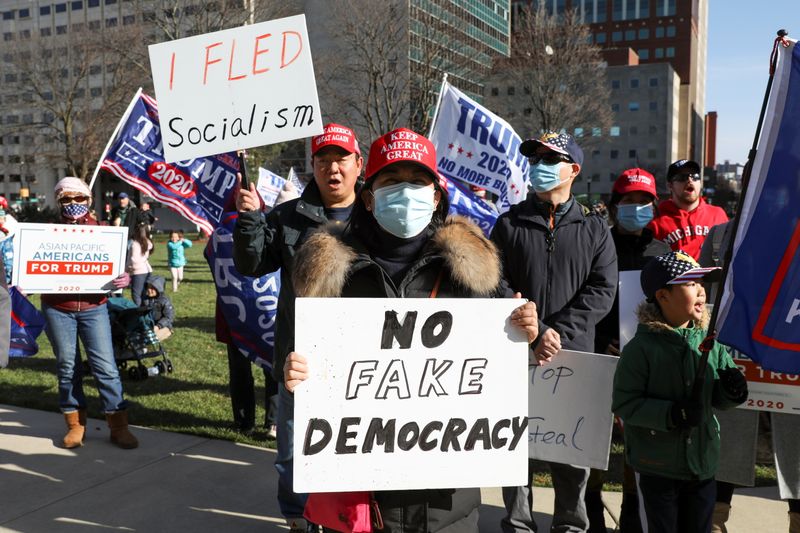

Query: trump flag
left=717, top=39, right=800, bottom=373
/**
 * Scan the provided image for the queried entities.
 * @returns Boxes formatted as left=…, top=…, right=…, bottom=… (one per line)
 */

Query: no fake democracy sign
left=293, top=298, right=529, bottom=492
left=148, top=15, right=323, bottom=162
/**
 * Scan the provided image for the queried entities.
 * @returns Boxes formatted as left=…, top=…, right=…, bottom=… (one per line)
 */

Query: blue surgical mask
left=530, top=162, right=565, bottom=193
left=616, top=203, right=654, bottom=232
left=372, top=182, right=436, bottom=239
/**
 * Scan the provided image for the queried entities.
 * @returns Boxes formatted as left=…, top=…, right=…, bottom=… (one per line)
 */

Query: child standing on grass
left=612, top=250, right=748, bottom=533
left=167, top=229, right=192, bottom=292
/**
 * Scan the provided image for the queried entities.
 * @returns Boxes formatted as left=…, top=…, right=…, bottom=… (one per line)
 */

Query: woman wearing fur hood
left=284, top=128, right=540, bottom=533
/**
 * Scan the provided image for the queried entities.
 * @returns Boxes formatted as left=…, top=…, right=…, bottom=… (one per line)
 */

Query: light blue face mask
left=616, top=203, right=654, bottom=232
left=372, top=182, right=436, bottom=239
left=530, top=162, right=565, bottom=193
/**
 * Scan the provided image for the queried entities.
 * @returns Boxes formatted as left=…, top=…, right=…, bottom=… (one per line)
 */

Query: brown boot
left=711, top=502, right=731, bottom=533
left=62, top=409, right=86, bottom=449
left=790, top=511, right=800, bottom=533
left=106, top=411, right=139, bottom=449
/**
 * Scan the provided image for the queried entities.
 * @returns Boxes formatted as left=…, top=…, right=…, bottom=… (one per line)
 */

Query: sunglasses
left=530, top=152, right=573, bottom=166
left=670, top=173, right=701, bottom=184
left=58, top=195, right=90, bottom=205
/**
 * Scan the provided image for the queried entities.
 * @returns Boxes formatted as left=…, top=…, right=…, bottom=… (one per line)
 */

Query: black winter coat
left=232, top=181, right=334, bottom=381
left=594, top=226, right=670, bottom=354
left=293, top=216, right=507, bottom=533
left=490, top=195, right=618, bottom=352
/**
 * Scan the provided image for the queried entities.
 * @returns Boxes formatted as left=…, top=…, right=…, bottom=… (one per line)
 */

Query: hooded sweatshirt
left=141, top=275, right=174, bottom=330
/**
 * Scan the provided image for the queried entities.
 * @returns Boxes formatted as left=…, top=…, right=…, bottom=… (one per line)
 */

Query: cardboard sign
left=619, top=270, right=643, bottom=351
left=528, top=350, right=618, bottom=469
left=256, top=167, right=286, bottom=208
left=732, top=351, right=800, bottom=414
left=149, top=15, right=323, bottom=163
left=294, top=298, right=529, bottom=492
left=12, top=223, right=128, bottom=294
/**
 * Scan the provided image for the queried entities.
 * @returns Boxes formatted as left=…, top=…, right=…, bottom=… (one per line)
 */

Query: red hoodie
left=649, top=198, right=728, bottom=260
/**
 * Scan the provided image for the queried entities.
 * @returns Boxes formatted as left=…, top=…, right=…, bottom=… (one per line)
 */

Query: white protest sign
left=12, top=223, right=128, bottom=293
left=729, top=350, right=800, bottom=414
left=256, top=167, right=286, bottom=208
left=294, top=298, right=529, bottom=492
left=619, top=270, right=643, bottom=351
left=148, top=15, right=323, bottom=163
left=528, top=350, right=618, bottom=469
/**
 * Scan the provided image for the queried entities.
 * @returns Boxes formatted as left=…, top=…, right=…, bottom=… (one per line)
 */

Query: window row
left=611, top=77, right=661, bottom=89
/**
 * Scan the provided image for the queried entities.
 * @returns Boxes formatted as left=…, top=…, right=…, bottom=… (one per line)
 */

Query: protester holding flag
left=649, top=160, right=728, bottom=260
left=233, top=123, right=363, bottom=533
left=41, top=177, right=138, bottom=450
left=613, top=250, right=747, bottom=533
left=284, top=127, right=538, bottom=533
left=491, top=131, right=617, bottom=533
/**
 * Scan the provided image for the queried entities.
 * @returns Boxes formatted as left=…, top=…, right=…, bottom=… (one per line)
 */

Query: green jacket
left=612, top=303, right=743, bottom=480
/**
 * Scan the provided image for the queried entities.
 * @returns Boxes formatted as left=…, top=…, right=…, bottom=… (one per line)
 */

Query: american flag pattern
left=538, top=131, right=572, bottom=155
left=657, top=250, right=721, bottom=284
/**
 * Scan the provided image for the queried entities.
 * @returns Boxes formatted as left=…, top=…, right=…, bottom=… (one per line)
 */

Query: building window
left=2, top=11, right=14, bottom=20
left=507, top=87, right=515, bottom=96
left=596, top=0, right=607, bottom=22
left=629, top=102, right=640, bottom=111
left=19, top=8, right=30, bottom=18
left=625, top=29, right=635, bottom=41
left=655, top=48, right=664, bottom=59
left=612, top=0, right=623, bottom=21
left=123, top=14, right=135, bottom=25
left=638, top=49, right=649, bottom=60
left=19, top=29, right=31, bottom=39
left=574, top=127, right=584, bottom=137
left=88, top=0, right=100, bottom=5
left=630, top=78, right=639, bottom=89
left=657, top=0, right=677, bottom=17
left=4, top=73, right=17, bottom=83
left=40, top=28, right=52, bottom=37
left=612, top=31, right=623, bottom=43
left=106, top=18, right=118, bottom=27
left=629, top=149, right=637, bottom=159
left=72, top=1, right=83, bottom=10
left=89, top=65, right=102, bottom=75
left=611, top=103, right=620, bottom=112
left=524, top=108, right=532, bottom=116
left=629, top=126, right=638, bottom=135
left=56, top=25, right=67, bottom=34
left=592, top=127, right=602, bottom=137
left=56, top=3, right=67, bottom=13
left=666, top=47, right=675, bottom=58
left=648, top=149, right=657, bottom=158
left=649, top=77, right=659, bottom=87
left=524, top=86, right=531, bottom=95
left=611, top=79, right=620, bottom=89
left=592, top=150, right=600, bottom=158
left=666, top=25, right=676, bottom=37
left=105, top=0, right=117, bottom=4
left=491, top=87, right=499, bottom=96
left=649, top=101, right=658, bottom=111
left=649, top=125, right=658, bottom=134
left=3, top=32, right=13, bottom=42
left=610, top=150, right=619, bottom=159
left=655, top=26, right=665, bottom=38
left=638, top=28, right=650, bottom=39
left=610, top=126, right=621, bottom=136
left=88, top=20, right=100, bottom=30
left=595, top=32, right=606, bottom=44
left=90, top=87, right=103, bottom=97
left=40, top=6, right=51, bottom=15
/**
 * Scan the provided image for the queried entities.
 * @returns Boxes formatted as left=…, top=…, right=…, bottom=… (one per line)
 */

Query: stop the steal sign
left=12, top=223, right=128, bottom=294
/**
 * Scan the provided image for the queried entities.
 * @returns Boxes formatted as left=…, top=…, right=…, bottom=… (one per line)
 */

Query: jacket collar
left=635, top=301, right=709, bottom=341
left=294, top=180, right=329, bottom=224
left=515, top=193, right=585, bottom=227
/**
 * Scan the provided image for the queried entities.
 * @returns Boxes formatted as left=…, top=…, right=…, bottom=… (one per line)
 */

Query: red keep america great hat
left=613, top=167, right=658, bottom=200
left=364, top=128, right=447, bottom=189
left=311, top=123, right=360, bottom=156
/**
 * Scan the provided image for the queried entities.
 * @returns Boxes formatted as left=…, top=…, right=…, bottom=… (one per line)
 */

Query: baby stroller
left=107, top=296, right=173, bottom=380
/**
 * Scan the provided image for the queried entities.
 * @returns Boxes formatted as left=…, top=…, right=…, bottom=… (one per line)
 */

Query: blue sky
left=707, top=1, right=799, bottom=164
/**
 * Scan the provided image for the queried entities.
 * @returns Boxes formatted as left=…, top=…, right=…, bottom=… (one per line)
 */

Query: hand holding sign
left=534, top=328, right=562, bottom=363
left=236, top=174, right=261, bottom=212
left=284, top=351, right=308, bottom=393
left=510, top=297, right=539, bottom=344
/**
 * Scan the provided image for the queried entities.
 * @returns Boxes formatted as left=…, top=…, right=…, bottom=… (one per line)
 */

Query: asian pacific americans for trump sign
left=12, top=223, right=128, bottom=294
left=293, top=298, right=529, bottom=492
left=148, top=15, right=323, bottom=163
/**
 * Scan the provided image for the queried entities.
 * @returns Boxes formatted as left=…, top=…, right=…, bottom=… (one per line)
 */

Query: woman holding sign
left=284, top=128, right=539, bottom=533
left=41, top=178, right=138, bottom=450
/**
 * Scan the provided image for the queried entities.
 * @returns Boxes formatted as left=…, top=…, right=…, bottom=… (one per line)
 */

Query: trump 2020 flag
left=429, top=80, right=528, bottom=213
left=446, top=176, right=499, bottom=237
left=100, top=91, right=239, bottom=235
left=9, top=287, right=46, bottom=358
left=717, top=39, right=800, bottom=373
left=257, top=167, right=287, bottom=209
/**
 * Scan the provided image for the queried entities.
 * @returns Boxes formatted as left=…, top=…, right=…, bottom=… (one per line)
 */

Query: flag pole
left=427, top=73, right=449, bottom=139
left=691, top=29, right=790, bottom=402
left=89, top=87, right=142, bottom=190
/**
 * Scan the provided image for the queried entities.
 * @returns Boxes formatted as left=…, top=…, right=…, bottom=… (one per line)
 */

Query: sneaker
left=287, top=518, right=318, bottom=532
left=267, top=424, right=277, bottom=440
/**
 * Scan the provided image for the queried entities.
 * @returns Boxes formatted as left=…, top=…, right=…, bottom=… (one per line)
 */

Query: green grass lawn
left=0, top=233, right=777, bottom=488
left=1, top=233, right=274, bottom=447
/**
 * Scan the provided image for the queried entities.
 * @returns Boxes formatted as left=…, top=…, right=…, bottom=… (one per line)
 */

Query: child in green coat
left=612, top=250, right=748, bottom=533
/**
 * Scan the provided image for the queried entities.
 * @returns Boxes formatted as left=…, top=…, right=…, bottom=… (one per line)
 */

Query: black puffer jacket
left=141, top=275, right=174, bottom=330
left=293, top=216, right=508, bottom=533
left=490, top=195, right=617, bottom=352
left=233, top=181, right=333, bottom=381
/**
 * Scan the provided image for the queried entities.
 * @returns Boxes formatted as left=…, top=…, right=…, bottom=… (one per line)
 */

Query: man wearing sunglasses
left=492, top=131, right=618, bottom=533
left=649, top=159, right=728, bottom=260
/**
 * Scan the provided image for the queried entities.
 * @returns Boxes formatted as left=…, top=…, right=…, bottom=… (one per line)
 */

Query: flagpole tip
left=777, top=29, right=788, bottom=37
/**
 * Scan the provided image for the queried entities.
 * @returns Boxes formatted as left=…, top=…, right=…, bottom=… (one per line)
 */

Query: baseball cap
left=613, top=168, right=658, bottom=200
left=364, top=128, right=447, bottom=189
left=118, top=192, right=129, bottom=199
left=641, top=250, right=722, bottom=301
left=311, top=123, right=360, bottom=156
left=666, top=159, right=701, bottom=181
left=520, top=131, right=584, bottom=167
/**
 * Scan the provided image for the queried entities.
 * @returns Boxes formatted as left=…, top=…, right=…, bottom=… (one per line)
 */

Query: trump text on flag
left=148, top=15, right=323, bottom=162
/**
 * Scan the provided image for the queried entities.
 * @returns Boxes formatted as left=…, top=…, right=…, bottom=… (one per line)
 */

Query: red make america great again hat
left=364, top=128, right=446, bottom=188
left=311, top=123, right=360, bottom=156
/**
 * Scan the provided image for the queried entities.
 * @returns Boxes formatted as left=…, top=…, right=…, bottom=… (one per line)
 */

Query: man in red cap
left=233, top=123, right=362, bottom=533
left=649, top=159, right=728, bottom=260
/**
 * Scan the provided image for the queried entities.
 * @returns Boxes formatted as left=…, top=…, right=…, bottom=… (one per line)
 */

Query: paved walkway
left=0, top=404, right=788, bottom=532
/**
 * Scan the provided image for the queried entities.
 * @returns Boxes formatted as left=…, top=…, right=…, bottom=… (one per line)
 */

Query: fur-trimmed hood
left=293, top=216, right=501, bottom=298
left=636, top=301, right=710, bottom=333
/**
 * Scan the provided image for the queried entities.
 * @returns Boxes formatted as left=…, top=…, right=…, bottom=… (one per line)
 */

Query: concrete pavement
left=0, top=404, right=789, bottom=532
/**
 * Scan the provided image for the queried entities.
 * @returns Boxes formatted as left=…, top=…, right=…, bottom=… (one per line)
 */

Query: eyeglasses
left=58, top=195, right=89, bottom=205
left=530, top=152, right=573, bottom=166
left=669, top=173, right=701, bottom=184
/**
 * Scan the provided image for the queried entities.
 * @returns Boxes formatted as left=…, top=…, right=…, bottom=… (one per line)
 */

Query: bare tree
left=491, top=4, right=613, bottom=146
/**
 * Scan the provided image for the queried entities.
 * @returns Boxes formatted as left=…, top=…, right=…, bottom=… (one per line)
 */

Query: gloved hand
left=670, top=400, right=703, bottom=429
left=718, top=366, right=748, bottom=401
left=112, top=272, right=130, bottom=289
left=275, top=181, right=300, bottom=206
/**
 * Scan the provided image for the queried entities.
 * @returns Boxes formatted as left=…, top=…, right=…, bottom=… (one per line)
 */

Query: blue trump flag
left=717, top=40, right=800, bottom=373
left=100, top=91, right=239, bottom=235
left=205, top=213, right=280, bottom=370
left=445, top=176, right=498, bottom=237
left=9, top=287, right=46, bottom=358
